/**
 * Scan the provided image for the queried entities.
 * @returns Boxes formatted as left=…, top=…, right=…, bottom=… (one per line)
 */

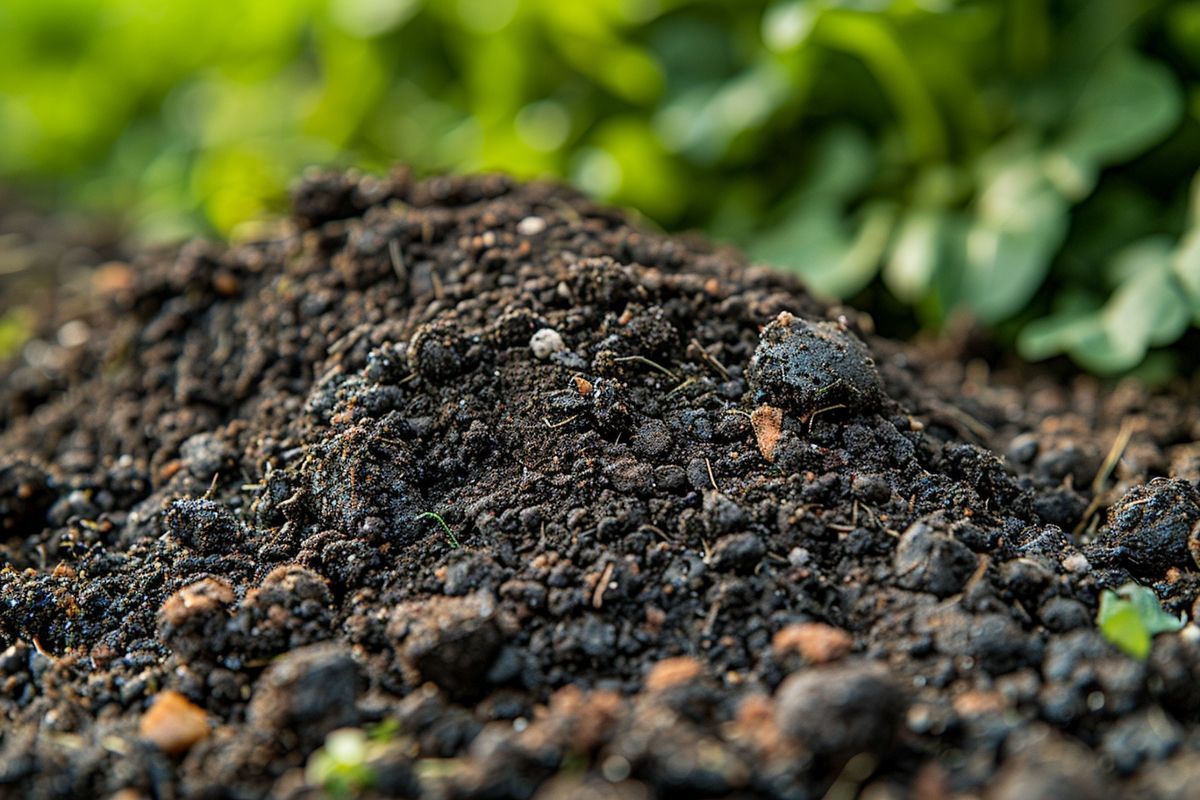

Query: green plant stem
left=416, top=511, right=460, bottom=549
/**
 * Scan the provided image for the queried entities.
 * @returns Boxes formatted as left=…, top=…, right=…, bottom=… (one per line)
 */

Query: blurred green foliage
left=2, top=0, right=1200, bottom=372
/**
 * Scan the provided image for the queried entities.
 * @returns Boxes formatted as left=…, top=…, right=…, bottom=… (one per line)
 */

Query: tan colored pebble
left=139, top=690, right=209, bottom=756
left=644, top=656, right=704, bottom=691
left=772, top=623, right=854, bottom=664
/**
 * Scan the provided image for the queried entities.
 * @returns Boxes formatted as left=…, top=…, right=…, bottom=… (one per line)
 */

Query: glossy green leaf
left=959, top=148, right=1069, bottom=322
left=1102, top=240, right=1190, bottom=347
left=1019, top=238, right=1191, bottom=373
left=1017, top=304, right=1102, bottom=362
left=1173, top=171, right=1200, bottom=320
left=1057, top=50, right=1183, bottom=169
left=1098, top=583, right=1185, bottom=660
left=750, top=131, right=891, bottom=298
left=884, top=210, right=942, bottom=302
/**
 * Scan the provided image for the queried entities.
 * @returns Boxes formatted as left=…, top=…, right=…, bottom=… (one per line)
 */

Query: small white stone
left=788, top=547, right=812, bottom=567
left=57, top=320, right=90, bottom=348
left=529, top=328, right=565, bottom=359
left=1062, top=553, right=1090, bottom=573
left=517, top=216, right=547, bottom=236
left=600, top=754, right=631, bottom=782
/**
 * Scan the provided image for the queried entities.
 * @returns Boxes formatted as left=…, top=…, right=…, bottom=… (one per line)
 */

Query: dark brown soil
left=2, top=169, right=1200, bottom=799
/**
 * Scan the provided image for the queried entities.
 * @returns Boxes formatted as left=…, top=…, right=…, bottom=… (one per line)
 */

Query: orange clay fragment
left=772, top=622, right=853, bottom=664
left=139, top=691, right=209, bottom=756
left=751, top=405, right=784, bottom=462
left=644, top=656, right=704, bottom=692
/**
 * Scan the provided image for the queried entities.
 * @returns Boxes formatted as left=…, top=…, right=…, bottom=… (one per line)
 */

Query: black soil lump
left=1088, top=478, right=1200, bottom=577
left=389, top=591, right=502, bottom=700
left=164, top=498, right=244, bottom=554
left=774, top=662, right=907, bottom=760
left=893, top=519, right=977, bottom=597
left=746, top=310, right=885, bottom=418
left=247, top=643, right=365, bottom=746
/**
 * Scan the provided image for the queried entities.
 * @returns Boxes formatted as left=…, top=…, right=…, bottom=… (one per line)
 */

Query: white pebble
left=1062, top=553, right=1090, bottom=574
left=57, top=320, right=90, bottom=348
left=529, top=328, right=565, bottom=359
left=517, top=216, right=547, bottom=236
left=788, top=547, right=812, bottom=567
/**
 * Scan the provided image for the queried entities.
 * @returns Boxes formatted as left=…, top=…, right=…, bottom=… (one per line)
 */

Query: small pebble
left=517, top=216, right=547, bottom=236
left=775, top=662, right=907, bottom=758
left=773, top=623, right=854, bottom=664
left=1062, top=553, right=1090, bottom=573
left=139, top=690, right=209, bottom=756
left=56, top=320, right=90, bottom=348
left=644, top=656, right=704, bottom=692
left=709, top=532, right=765, bottom=574
left=530, top=328, right=566, bottom=359
left=893, top=521, right=976, bottom=597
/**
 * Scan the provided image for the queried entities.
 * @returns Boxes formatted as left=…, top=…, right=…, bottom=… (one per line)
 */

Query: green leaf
left=656, top=64, right=791, bottom=164
left=1100, top=604, right=1152, bottom=660
left=961, top=223, right=1064, bottom=323
left=750, top=130, right=891, bottom=298
left=752, top=201, right=895, bottom=298
left=883, top=210, right=942, bottom=303
left=1173, top=171, right=1200, bottom=321
left=1102, top=241, right=1190, bottom=348
left=1017, top=305, right=1102, bottom=362
left=1057, top=50, right=1183, bottom=169
left=1019, top=238, right=1191, bottom=373
left=0, top=309, right=33, bottom=361
left=957, top=145, right=1069, bottom=322
left=1098, top=583, right=1184, bottom=660
left=307, top=728, right=377, bottom=798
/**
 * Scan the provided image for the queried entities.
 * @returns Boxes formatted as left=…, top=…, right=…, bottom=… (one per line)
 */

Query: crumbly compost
left=2, top=169, right=1200, bottom=799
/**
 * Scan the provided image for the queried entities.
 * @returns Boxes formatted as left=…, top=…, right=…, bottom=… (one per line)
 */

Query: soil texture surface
left=3, top=170, right=1200, bottom=799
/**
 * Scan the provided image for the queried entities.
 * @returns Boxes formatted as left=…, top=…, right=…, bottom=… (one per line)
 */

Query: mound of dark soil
left=2, top=169, right=1200, bottom=799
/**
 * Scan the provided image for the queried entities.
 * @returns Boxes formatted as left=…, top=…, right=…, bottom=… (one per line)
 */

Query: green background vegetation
left=3, top=0, right=1200, bottom=373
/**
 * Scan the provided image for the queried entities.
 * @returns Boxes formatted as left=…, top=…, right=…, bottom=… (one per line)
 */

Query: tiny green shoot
left=367, top=718, right=402, bottom=743
left=416, top=511, right=460, bottom=549
left=0, top=309, right=32, bottom=361
left=1097, top=582, right=1185, bottom=660
left=306, top=728, right=376, bottom=798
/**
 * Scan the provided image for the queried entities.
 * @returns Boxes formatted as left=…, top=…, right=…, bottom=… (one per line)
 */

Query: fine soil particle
left=1, top=168, right=1199, bottom=798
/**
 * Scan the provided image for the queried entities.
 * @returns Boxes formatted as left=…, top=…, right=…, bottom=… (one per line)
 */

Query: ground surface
left=2, top=170, right=1200, bottom=799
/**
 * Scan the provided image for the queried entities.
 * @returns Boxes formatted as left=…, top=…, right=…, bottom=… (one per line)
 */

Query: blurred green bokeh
left=3, top=0, right=1200, bottom=372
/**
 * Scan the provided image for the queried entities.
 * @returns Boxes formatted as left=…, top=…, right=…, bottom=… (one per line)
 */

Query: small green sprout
left=1097, top=582, right=1185, bottom=660
left=367, top=718, right=401, bottom=743
left=415, top=511, right=460, bottom=549
left=306, top=728, right=377, bottom=798
left=0, top=309, right=32, bottom=361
